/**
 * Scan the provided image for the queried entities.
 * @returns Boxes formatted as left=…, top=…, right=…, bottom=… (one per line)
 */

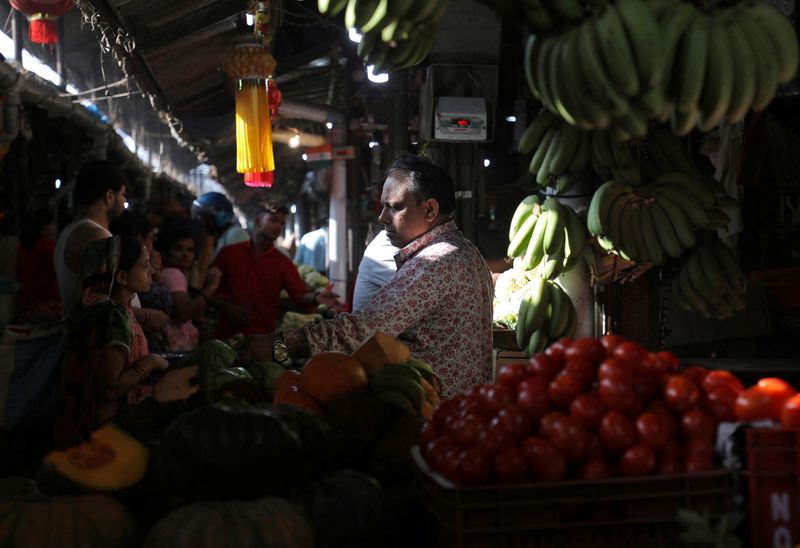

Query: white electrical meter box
left=434, top=97, right=487, bottom=141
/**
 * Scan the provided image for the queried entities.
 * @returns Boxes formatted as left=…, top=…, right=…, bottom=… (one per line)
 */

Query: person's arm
left=160, top=267, right=220, bottom=323
left=131, top=307, right=170, bottom=330
left=63, top=223, right=111, bottom=274
left=94, top=347, right=168, bottom=400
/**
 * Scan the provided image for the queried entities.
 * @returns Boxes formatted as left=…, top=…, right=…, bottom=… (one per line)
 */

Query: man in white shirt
left=352, top=229, right=399, bottom=312
left=54, top=160, right=127, bottom=317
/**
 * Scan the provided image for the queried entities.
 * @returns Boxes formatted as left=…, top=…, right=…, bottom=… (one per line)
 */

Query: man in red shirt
left=210, top=202, right=337, bottom=338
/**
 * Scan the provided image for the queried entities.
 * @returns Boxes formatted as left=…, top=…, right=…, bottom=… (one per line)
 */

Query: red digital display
left=455, top=118, right=470, bottom=127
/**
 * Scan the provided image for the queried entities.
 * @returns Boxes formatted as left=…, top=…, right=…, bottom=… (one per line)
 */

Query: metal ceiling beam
left=134, top=4, right=240, bottom=54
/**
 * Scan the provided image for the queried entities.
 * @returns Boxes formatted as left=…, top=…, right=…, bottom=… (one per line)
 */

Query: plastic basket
left=412, top=447, right=734, bottom=548
left=744, top=428, right=800, bottom=548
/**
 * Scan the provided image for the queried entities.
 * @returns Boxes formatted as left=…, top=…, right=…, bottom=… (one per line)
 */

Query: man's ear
left=105, top=189, right=116, bottom=205
left=424, top=199, right=440, bottom=221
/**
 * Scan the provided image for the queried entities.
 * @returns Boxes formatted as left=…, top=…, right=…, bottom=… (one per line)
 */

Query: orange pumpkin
left=273, top=386, right=323, bottom=416
left=274, top=370, right=301, bottom=393
left=299, top=352, right=367, bottom=406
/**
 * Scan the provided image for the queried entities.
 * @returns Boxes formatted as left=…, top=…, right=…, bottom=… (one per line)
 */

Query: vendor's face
left=378, top=175, right=436, bottom=248
left=107, top=185, right=126, bottom=221
left=254, top=212, right=286, bottom=244
left=121, top=248, right=155, bottom=294
left=166, top=238, right=195, bottom=270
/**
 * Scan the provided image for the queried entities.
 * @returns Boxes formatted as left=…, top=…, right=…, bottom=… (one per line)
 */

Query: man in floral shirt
left=280, top=155, right=494, bottom=397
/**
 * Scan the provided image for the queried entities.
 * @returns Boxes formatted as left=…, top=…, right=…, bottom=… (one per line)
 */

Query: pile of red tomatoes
left=419, top=335, right=796, bottom=486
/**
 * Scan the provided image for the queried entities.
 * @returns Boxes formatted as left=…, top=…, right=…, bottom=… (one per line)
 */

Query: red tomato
left=423, top=436, right=456, bottom=467
left=706, top=386, right=738, bottom=422
left=548, top=373, right=586, bottom=407
left=633, top=376, right=662, bottom=401
left=547, top=415, right=589, bottom=462
left=585, top=432, right=604, bottom=459
left=449, top=414, right=489, bottom=447
left=566, top=337, right=607, bottom=364
left=517, top=376, right=551, bottom=419
left=661, top=439, right=683, bottom=460
left=599, top=411, right=637, bottom=453
left=497, top=363, right=529, bottom=388
left=476, top=427, right=515, bottom=456
left=436, top=447, right=463, bottom=482
left=685, top=454, right=713, bottom=473
left=599, top=377, right=641, bottom=415
left=458, top=447, right=490, bottom=485
left=736, top=379, right=797, bottom=422
left=684, top=438, right=714, bottom=460
left=569, top=393, right=607, bottom=429
left=598, top=358, right=631, bottom=381
left=539, top=411, right=568, bottom=439
left=562, top=359, right=595, bottom=387
left=612, top=341, right=648, bottom=370
left=528, top=354, right=563, bottom=380
left=494, top=404, right=534, bottom=439
left=580, top=458, right=612, bottom=479
left=659, top=456, right=683, bottom=474
left=521, top=437, right=567, bottom=481
left=782, top=394, right=800, bottom=428
left=419, top=421, right=439, bottom=447
left=663, top=375, right=700, bottom=412
left=681, top=409, right=717, bottom=443
left=480, top=384, right=515, bottom=416
left=493, top=446, right=528, bottom=482
left=620, top=444, right=657, bottom=476
left=432, top=397, right=464, bottom=429
left=600, top=334, right=627, bottom=353
left=702, top=370, right=745, bottom=395
left=682, top=366, right=709, bottom=388
left=544, top=338, right=571, bottom=364
left=651, top=351, right=681, bottom=374
left=635, top=412, right=671, bottom=450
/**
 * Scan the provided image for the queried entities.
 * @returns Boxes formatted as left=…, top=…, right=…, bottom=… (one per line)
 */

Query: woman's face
left=122, top=248, right=155, bottom=294
left=166, top=238, right=195, bottom=270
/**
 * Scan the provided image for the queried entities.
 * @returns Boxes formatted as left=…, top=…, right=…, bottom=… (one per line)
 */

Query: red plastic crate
left=413, top=447, right=735, bottom=548
left=744, top=428, right=800, bottom=548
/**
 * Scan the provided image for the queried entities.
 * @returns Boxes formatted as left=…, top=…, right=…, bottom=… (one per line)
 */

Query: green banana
left=509, top=195, right=539, bottom=241
left=360, top=0, right=390, bottom=33
left=686, top=251, right=721, bottom=304
left=517, top=294, right=531, bottom=349
left=550, top=124, right=581, bottom=175
left=594, top=4, right=640, bottom=97
left=653, top=184, right=710, bottom=228
left=542, top=202, right=566, bottom=255
left=537, top=130, right=561, bottom=186
left=675, top=13, right=710, bottom=113
left=697, top=245, right=733, bottom=297
left=524, top=34, right=542, bottom=100
left=649, top=200, right=683, bottom=259
left=615, top=0, right=663, bottom=88
left=677, top=264, right=712, bottom=318
left=698, top=16, right=734, bottom=132
left=541, top=245, right=565, bottom=280
left=519, top=111, right=556, bottom=154
left=655, top=172, right=716, bottom=208
left=376, top=362, right=422, bottom=383
left=577, top=19, right=629, bottom=117
left=724, top=16, right=757, bottom=124
left=639, top=204, right=665, bottom=265
left=567, top=130, right=592, bottom=174
left=508, top=211, right=539, bottom=258
left=670, top=106, right=700, bottom=137
left=655, top=194, right=696, bottom=249
left=542, top=0, right=583, bottom=23
left=376, top=391, right=415, bottom=414
left=526, top=329, right=549, bottom=358
left=370, top=374, right=424, bottom=411
left=659, top=1, right=699, bottom=93
left=525, top=277, right=550, bottom=335
left=587, top=180, right=629, bottom=237
left=747, top=1, right=799, bottom=84
left=530, top=125, right=558, bottom=175
left=629, top=204, right=649, bottom=264
left=545, top=281, right=569, bottom=338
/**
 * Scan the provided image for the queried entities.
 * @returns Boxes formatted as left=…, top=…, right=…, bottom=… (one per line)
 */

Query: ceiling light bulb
left=483, top=158, right=491, bottom=167
left=245, top=13, right=254, bottom=26
left=367, top=65, right=389, bottom=84
left=289, top=134, right=301, bottom=148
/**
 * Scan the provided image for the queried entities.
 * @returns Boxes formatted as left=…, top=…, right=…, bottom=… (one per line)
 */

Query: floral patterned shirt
left=285, top=221, right=494, bottom=397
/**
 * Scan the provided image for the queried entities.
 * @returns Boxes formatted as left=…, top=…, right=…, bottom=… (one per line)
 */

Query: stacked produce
left=516, top=278, right=576, bottom=356
left=418, top=334, right=750, bottom=485
left=519, top=109, right=592, bottom=192
left=297, top=263, right=329, bottom=290
left=672, top=241, right=747, bottom=320
left=320, top=0, right=450, bottom=73
left=522, top=0, right=798, bottom=138
left=587, top=173, right=733, bottom=265
left=507, top=195, right=587, bottom=277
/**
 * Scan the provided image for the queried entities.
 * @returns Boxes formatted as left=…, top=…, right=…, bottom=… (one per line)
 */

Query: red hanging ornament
left=267, top=78, right=282, bottom=118
left=10, top=0, right=74, bottom=45
left=244, top=171, right=274, bottom=188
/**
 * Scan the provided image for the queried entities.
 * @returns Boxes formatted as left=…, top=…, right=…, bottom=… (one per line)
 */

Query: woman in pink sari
left=55, top=236, right=169, bottom=448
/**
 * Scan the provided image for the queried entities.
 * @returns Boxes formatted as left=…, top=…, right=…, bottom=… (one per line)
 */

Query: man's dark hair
left=256, top=202, right=290, bottom=216
left=386, top=155, right=456, bottom=217
left=73, top=159, right=127, bottom=207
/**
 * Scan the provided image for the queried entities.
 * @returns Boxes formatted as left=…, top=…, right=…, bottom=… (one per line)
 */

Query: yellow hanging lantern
left=223, top=41, right=277, bottom=185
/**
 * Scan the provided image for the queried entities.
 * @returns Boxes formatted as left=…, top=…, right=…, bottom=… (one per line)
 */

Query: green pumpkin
left=186, top=339, right=237, bottom=377
left=271, top=405, right=331, bottom=477
left=200, top=366, right=259, bottom=403
left=245, top=359, right=286, bottom=397
left=157, top=404, right=304, bottom=500
left=0, top=477, right=138, bottom=547
left=144, top=497, right=312, bottom=548
left=293, top=470, right=388, bottom=548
